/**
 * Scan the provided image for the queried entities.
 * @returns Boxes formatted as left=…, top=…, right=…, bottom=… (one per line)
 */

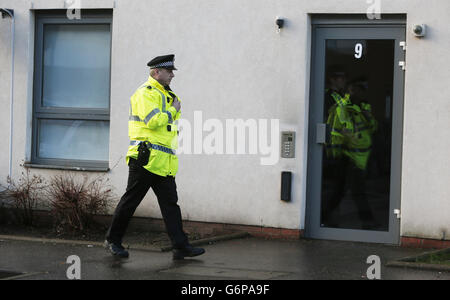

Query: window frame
left=31, top=10, right=112, bottom=170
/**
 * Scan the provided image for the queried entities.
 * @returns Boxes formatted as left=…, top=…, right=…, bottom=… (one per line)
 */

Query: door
left=305, top=19, right=405, bottom=244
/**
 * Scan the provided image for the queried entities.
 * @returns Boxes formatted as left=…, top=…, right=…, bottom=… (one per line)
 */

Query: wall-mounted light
left=276, top=17, right=285, bottom=33
left=412, top=24, right=426, bottom=38
left=1, top=8, right=14, bottom=18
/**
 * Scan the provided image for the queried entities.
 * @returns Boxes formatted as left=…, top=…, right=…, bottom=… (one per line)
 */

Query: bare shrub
left=0, top=192, right=8, bottom=225
left=45, top=172, right=115, bottom=234
left=1, top=170, right=47, bottom=226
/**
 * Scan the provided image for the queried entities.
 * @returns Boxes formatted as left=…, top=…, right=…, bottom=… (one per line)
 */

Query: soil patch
left=0, top=223, right=218, bottom=250
left=0, top=270, right=23, bottom=279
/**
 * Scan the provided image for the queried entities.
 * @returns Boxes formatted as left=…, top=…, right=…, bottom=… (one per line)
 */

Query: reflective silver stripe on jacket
left=129, top=115, right=142, bottom=122
left=166, top=110, right=173, bottom=124
left=153, top=88, right=166, bottom=112
left=129, top=140, right=175, bottom=155
left=144, top=108, right=161, bottom=124
left=129, top=86, right=173, bottom=124
left=152, top=87, right=175, bottom=124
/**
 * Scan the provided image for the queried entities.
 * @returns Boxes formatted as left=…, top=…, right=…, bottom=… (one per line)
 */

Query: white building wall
left=399, top=2, right=450, bottom=241
left=0, top=0, right=448, bottom=241
left=0, top=9, right=12, bottom=182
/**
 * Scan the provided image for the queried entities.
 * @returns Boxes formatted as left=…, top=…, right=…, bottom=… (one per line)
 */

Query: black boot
left=104, top=240, right=129, bottom=258
left=172, top=245, right=205, bottom=260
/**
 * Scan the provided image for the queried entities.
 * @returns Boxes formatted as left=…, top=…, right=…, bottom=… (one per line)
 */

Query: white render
left=0, top=0, right=449, bottom=242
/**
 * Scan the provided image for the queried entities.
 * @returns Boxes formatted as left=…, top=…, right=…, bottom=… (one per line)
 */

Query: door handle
left=316, top=123, right=327, bottom=144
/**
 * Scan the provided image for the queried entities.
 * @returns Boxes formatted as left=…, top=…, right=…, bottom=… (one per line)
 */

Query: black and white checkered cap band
left=150, top=61, right=174, bottom=68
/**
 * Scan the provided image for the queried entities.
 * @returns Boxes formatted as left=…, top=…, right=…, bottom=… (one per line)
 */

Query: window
left=32, top=11, right=112, bottom=170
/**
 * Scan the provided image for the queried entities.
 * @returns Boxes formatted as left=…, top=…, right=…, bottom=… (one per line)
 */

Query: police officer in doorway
left=105, top=54, right=205, bottom=259
left=322, top=66, right=378, bottom=230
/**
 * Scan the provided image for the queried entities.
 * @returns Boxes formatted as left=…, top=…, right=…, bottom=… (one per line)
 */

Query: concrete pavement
left=0, top=236, right=449, bottom=280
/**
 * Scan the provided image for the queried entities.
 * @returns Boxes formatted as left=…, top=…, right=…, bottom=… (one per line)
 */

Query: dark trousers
left=106, top=158, right=189, bottom=249
left=322, top=157, right=375, bottom=226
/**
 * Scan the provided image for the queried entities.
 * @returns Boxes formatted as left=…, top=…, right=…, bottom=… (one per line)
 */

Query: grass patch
left=413, top=249, right=450, bottom=266
left=386, top=248, right=450, bottom=272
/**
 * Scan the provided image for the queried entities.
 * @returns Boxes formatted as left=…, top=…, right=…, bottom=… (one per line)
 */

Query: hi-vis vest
left=126, top=76, right=181, bottom=176
left=326, top=92, right=377, bottom=170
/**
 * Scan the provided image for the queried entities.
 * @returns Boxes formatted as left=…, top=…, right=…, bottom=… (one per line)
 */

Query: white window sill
left=23, top=163, right=109, bottom=172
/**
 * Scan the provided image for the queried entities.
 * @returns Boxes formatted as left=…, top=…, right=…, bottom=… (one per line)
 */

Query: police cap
left=327, top=64, right=347, bottom=78
left=147, top=54, right=177, bottom=70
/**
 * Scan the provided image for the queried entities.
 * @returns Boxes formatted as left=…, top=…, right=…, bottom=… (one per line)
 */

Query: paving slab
left=160, top=265, right=289, bottom=280
left=0, top=236, right=449, bottom=280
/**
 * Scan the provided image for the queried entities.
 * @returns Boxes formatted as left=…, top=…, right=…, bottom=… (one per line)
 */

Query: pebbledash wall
left=0, top=0, right=449, bottom=245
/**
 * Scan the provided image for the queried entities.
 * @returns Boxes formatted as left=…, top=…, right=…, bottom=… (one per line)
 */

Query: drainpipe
left=1, top=9, right=15, bottom=183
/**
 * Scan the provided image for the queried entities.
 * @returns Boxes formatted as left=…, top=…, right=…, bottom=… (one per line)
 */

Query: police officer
left=322, top=66, right=378, bottom=230
left=105, top=54, right=205, bottom=259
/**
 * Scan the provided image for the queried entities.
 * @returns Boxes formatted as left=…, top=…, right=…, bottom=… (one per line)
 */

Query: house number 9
left=354, top=43, right=363, bottom=59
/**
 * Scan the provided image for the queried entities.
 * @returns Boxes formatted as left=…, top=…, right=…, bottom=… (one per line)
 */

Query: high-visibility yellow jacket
left=126, top=76, right=181, bottom=176
left=326, top=92, right=377, bottom=170
left=325, top=91, right=352, bottom=159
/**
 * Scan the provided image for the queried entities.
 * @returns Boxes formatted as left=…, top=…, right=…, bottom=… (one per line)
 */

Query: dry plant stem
left=46, top=172, right=115, bottom=234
